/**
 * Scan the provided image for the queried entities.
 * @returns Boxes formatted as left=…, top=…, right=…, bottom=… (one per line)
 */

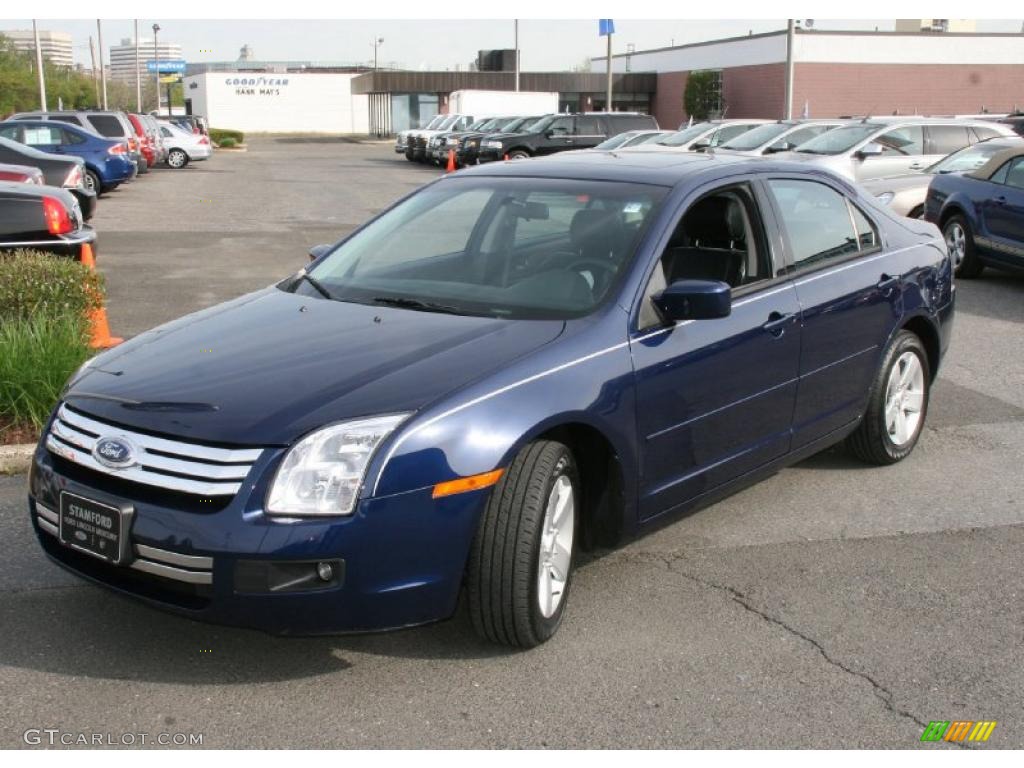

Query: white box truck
left=448, top=90, right=559, bottom=119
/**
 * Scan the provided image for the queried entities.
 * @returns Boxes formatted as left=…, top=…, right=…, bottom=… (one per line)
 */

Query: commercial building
left=593, top=27, right=1024, bottom=129
left=1, top=29, right=73, bottom=68
left=184, top=63, right=655, bottom=135
left=109, top=37, right=183, bottom=82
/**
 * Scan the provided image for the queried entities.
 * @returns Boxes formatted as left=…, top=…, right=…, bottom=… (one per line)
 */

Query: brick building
left=593, top=28, right=1024, bottom=130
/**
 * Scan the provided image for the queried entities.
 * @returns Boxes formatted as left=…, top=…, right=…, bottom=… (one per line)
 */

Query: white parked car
left=629, top=119, right=772, bottom=153
left=711, top=120, right=847, bottom=157
left=157, top=120, right=212, bottom=168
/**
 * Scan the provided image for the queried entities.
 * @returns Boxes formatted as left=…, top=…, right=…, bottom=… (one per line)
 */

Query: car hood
left=860, top=172, right=933, bottom=193
left=65, top=288, right=565, bottom=446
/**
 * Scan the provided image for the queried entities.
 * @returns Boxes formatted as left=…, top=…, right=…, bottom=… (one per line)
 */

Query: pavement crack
left=630, top=550, right=957, bottom=745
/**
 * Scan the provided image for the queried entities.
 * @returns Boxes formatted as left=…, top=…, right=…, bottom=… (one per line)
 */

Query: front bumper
left=477, top=145, right=504, bottom=163
left=28, top=434, right=487, bottom=635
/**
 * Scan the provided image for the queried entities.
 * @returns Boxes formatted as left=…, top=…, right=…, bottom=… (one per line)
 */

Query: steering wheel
left=568, top=259, right=618, bottom=296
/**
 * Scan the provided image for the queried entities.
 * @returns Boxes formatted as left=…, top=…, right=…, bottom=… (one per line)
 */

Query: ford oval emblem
left=92, top=436, right=137, bottom=469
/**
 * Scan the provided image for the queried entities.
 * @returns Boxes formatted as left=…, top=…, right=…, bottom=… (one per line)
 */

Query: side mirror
left=765, top=141, right=793, bottom=154
left=857, top=142, right=884, bottom=158
left=691, top=140, right=711, bottom=152
left=652, top=279, right=732, bottom=323
left=308, top=243, right=332, bottom=262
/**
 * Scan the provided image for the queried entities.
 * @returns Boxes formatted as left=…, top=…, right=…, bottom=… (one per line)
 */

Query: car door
left=764, top=177, right=900, bottom=449
left=537, top=116, right=576, bottom=155
left=980, top=157, right=1024, bottom=263
left=630, top=178, right=802, bottom=518
left=854, top=125, right=926, bottom=180
left=573, top=115, right=606, bottom=149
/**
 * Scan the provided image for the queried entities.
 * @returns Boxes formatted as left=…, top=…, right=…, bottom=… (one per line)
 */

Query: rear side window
left=990, top=161, right=1011, bottom=185
left=877, top=126, right=924, bottom=156
left=1004, top=158, right=1024, bottom=190
left=49, top=115, right=83, bottom=127
left=927, top=125, right=971, bottom=155
left=971, top=125, right=1003, bottom=141
left=87, top=115, right=125, bottom=137
left=576, top=116, right=601, bottom=135
left=767, top=179, right=870, bottom=269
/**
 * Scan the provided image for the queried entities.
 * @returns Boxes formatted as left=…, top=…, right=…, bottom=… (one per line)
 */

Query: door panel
left=982, top=158, right=1024, bottom=258
left=632, top=285, right=801, bottom=517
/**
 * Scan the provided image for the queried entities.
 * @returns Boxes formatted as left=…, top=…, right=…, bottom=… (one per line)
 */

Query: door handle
left=995, top=195, right=1007, bottom=205
left=762, top=311, right=797, bottom=337
left=877, top=273, right=901, bottom=293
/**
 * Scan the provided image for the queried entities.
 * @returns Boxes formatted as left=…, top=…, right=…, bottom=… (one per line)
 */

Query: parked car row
left=0, top=109, right=213, bottom=260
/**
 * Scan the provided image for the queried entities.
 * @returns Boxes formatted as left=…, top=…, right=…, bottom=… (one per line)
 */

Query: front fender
left=365, top=311, right=639, bottom=508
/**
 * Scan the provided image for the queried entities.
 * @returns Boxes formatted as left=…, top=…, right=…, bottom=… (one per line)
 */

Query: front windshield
left=795, top=124, right=880, bottom=154
left=929, top=141, right=1017, bottom=174
left=299, top=177, right=667, bottom=320
left=720, top=123, right=790, bottom=151
left=502, top=116, right=538, bottom=132
left=421, top=115, right=445, bottom=130
left=657, top=123, right=712, bottom=147
left=437, top=115, right=460, bottom=130
left=523, top=115, right=554, bottom=133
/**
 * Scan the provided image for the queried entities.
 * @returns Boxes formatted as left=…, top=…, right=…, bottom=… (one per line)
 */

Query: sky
left=2, top=18, right=1023, bottom=71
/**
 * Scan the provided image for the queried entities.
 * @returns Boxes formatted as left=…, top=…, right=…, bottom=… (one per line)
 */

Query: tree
left=683, top=70, right=724, bottom=121
left=0, top=34, right=98, bottom=115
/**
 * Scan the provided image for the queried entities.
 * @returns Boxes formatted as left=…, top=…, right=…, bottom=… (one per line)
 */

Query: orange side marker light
left=432, top=469, right=505, bottom=499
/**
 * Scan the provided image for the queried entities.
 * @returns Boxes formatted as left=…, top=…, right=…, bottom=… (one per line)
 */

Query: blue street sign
left=146, top=59, right=187, bottom=74
left=599, top=19, right=615, bottom=37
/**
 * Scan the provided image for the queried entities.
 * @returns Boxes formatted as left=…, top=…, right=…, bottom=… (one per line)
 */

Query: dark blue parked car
left=30, top=152, right=953, bottom=647
left=925, top=141, right=1024, bottom=278
left=0, top=119, right=136, bottom=195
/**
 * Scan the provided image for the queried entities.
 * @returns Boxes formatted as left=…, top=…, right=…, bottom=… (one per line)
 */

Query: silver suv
left=776, top=117, right=1016, bottom=181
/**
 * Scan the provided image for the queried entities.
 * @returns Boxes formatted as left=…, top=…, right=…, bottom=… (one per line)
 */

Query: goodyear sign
left=146, top=59, right=187, bottom=74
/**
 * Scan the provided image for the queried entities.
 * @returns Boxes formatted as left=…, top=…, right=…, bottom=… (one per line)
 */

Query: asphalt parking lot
left=2, top=137, right=1023, bottom=748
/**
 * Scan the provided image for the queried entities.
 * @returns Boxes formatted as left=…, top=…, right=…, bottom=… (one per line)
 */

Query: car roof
left=452, top=149, right=858, bottom=192
left=967, top=141, right=1024, bottom=180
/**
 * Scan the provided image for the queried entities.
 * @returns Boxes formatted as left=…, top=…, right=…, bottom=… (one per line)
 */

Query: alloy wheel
left=884, top=351, right=925, bottom=447
left=537, top=474, right=574, bottom=618
left=945, top=222, right=966, bottom=269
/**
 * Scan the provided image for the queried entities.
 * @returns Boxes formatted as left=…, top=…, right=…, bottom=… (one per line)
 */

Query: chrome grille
left=46, top=403, right=264, bottom=497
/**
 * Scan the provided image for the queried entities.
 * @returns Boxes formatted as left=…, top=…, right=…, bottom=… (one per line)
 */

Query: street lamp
left=152, top=23, right=161, bottom=114
left=372, top=36, right=384, bottom=71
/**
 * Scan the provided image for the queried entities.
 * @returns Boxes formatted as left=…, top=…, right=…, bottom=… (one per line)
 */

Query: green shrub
left=0, top=250, right=103, bottom=323
left=210, top=128, right=244, bottom=145
left=218, top=137, right=238, bottom=148
left=0, top=314, right=91, bottom=430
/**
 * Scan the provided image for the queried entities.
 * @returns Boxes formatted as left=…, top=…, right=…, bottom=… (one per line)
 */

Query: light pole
left=372, top=36, right=383, bottom=71
left=514, top=19, right=519, bottom=92
left=32, top=19, right=47, bottom=110
left=134, top=19, right=141, bottom=112
left=152, top=23, right=161, bottom=114
left=97, top=19, right=108, bottom=109
left=784, top=19, right=795, bottom=120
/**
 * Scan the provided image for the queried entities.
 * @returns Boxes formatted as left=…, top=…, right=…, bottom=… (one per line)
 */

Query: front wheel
left=167, top=148, right=189, bottom=169
left=507, top=149, right=531, bottom=160
left=846, top=330, right=930, bottom=465
left=467, top=440, right=579, bottom=648
left=943, top=214, right=983, bottom=278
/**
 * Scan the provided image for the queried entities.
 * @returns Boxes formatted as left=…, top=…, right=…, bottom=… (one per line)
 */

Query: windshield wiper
left=294, top=271, right=336, bottom=300
left=372, top=296, right=471, bottom=315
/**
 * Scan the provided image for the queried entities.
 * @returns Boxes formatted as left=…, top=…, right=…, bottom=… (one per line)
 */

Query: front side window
left=22, top=125, right=62, bottom=146
left=0, top=125, right=19, bottom=140
left=547, top=117, right=574, bottom=136
left=876, top=126, right=924, bottom=156
left=301, top=178, right=667, bottom=319
left=768, top=179, right=871, bottom=268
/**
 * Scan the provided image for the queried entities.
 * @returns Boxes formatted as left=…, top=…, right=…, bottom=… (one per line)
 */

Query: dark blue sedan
left=925, top=140, right=1024, bottom=277
left=0, top=119, right=136, bottom=194
left=30, top=152, right=953, bottom=647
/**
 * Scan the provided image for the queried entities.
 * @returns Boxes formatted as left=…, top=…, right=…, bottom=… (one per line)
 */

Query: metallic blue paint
left=30, top=154, right=953, bottom=634
left=0, top=120, right=137, bottom=190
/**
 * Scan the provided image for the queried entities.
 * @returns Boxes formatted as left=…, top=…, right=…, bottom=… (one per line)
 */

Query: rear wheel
left=847, top=330, right=930, bottom=465
left=943, top=214, right=983, bottom=278
left=467, top=440, right=579, bottom=648
left=167, top=148, right=189, bottom=169
left=84, top=169, right=101, bottom=195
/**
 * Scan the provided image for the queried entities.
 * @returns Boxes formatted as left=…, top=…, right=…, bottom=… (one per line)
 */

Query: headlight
left=467, top=139, right=478, bottom=147
left=266, top=415, right=408, bottom=517
left=876, top=192, right=895, bottom=206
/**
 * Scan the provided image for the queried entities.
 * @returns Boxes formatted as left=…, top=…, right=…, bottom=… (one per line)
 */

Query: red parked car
left=127, top=113, right=155, bottom=173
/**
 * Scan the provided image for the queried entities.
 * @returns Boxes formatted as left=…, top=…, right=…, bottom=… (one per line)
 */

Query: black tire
left=908, top=204, right=924, bottom=220
left=405, top=149, right=415, bottom=161
left=943, top=214, right=983, bottom=279
left=847, top=330, right=930, bottom=465
left=507, top=149, right=531, bottom=160
left=467, top=440, right=579, bottom=648
left=84, top=169, right=102, bottom=195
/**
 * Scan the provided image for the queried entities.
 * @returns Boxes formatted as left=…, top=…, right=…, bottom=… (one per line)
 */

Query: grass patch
left=0, top=315, right=91, bottom=433
left=218, top=137, right=238, bottom=148
left=210, top=128, right=244, bottom=145
left=0, top=249, right=103, bottom=323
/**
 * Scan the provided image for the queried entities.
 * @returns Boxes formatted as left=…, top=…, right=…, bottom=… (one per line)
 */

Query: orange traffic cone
left=446, top=149, right=456, bottom=173
left=80, top=243, right=123, bottom=349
